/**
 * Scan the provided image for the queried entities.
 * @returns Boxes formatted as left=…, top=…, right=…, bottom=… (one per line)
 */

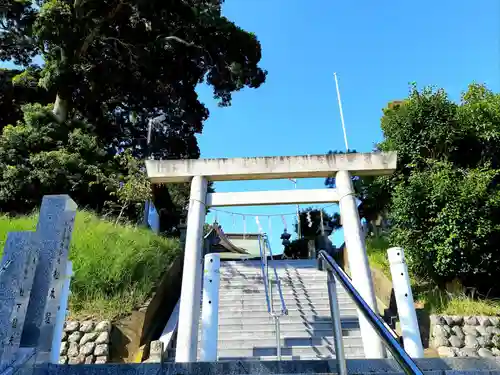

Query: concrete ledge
left=14, top=358, right=500, bottom=375
left=206, top=189, right=339, bottom=207
left=146, top=152, right=397, bottom=183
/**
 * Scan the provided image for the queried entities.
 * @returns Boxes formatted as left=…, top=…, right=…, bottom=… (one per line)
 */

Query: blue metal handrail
left=263, top=235, right=287, bottom=316
left=257, top=233, right=287, bottom=359
left=257, top=234, right=272, bottom=314
left=318, top=250, right=423, bottom=375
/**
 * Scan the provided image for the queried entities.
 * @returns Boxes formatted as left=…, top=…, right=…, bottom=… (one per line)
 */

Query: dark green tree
left=0, top=0, right=266, bottom=221
left=377, top=83, right=500, bottom=294
left=0, top=67, right=53, bottom=130
left=1, top=0, right=266, bottom=158
left=284, top=207, right=340, bottom=259
left=294, top=207, right=340, bottom=239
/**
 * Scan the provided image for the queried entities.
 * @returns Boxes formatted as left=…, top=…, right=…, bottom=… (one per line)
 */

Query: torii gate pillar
left=175, top=176, right=207, bottom=363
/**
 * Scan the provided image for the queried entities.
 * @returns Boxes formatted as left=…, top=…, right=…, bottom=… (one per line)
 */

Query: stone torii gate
left=146, top=152, right=397, bottom=363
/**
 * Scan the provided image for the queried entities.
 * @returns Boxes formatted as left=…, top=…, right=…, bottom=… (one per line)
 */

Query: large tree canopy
left=1, top=0, right=266, bottom=158
left=371, top=84, right=500, bottom=294
left=0, top=0, right=267, bottom=226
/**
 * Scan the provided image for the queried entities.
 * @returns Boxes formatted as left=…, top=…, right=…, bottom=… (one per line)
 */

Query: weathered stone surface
left=0, top=233, right=38, bottom=363
left=22, top=196, right=77, bottom=350
left=490, top=317, right=500, bottom=327
left=64, top=321, right=79, bottom=332
left=84, top=355, right=95, bottom=364
left=148, top=340, right=163, bottom=362
left=478, top=316, right=492, bottom=327
left=95, top=331, right=109, bottom=344
left=464, top=316, right=478, bottom=326
left=79, top=342, right=96, bottom=356
left=457, top=348, right=478, bottom=357
left=478, top=348, right=495, bottom=358
left=62, top=331, right=68, bottom=341
left=464, top=334, right=479, bottom=349
left=433, top=324, right=451, bottom=338
left=437, top=346, right=456, bottom=357
left=476, top=325, right=489, bottom=337
left=94, top=344, right=109, bottom=357
left=79, top=320, right=95, bottom=333
left=95, top=320, right=111, bottom=332
left=68, top=331, right=83, bottom=343
left=68, top=355, right=85, bottom=365
left=433, top=336, right=449, bottom=347
left=449, top=335, right=464, bottom=348
left=67, top=342, right=79, bottom=357
left=443, top=316, right=455, bottom=326
left=60, top=341, right=68, bottom=356
left=431, top=315, right=446, bottom=325
left=486, top=326, right=500, bottom=335
left=95, top=356, right=107, bottom=364
left=80, top=332, right=99, bottom=345
left=58, top=356, right=68, bottom=365
left=493, top=334, right=500, bottom=348
left=477, top=336, right=492, bottom=348
left=462, top=325, right=479, bottom=337
left=451, top=325, right=465, bottom=339
left=451, top=315, right=464, bottom=326
left=492, top=347, right=500, bottom=356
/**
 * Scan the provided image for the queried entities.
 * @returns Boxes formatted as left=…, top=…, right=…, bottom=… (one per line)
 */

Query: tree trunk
left=52, top=94, right=68, bottom=123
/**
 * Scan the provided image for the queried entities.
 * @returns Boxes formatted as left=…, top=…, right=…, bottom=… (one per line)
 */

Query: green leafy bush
left=390, top=161, right=500, bottom=291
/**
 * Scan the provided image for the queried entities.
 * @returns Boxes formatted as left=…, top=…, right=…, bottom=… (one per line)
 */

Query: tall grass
left=0, top=211, right=180, bottom=320
left=365, top=235, right=500, bottom=316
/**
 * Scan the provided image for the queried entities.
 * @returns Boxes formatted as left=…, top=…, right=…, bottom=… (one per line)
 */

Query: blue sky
left=198, top=0, right=500, bottom=253
left=2, top=1, right=499, bottom=254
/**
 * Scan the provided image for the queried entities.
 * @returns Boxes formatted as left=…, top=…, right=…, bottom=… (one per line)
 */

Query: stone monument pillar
left=0, top=195, right=77, bottom=373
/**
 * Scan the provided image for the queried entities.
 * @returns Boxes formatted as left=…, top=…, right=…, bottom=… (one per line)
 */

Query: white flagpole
left=334, top=72, right=349, bottom=151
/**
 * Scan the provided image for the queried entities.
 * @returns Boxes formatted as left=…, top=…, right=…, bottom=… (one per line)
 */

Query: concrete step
left=218, top=288, right=347, bottom=295
left=215, top=327, right=362, bottom=339
left=219, top=294, right=355, bottom=307
left=216, top=335, right=362, bottom=349
left=216, top=354, right=365, bottom=361
left=219, top=284, right=335, bottom=291
left=165, top=350, right=365, bottom=362
left=218, top=293, right=346, bottom=302
left=218, top=309, right=357, bottom=320
left=201, top=318, right=360, bottom=332
left=219, top=272, right=327, bottom=277
left=214, top=344, right=365, bottom=359
left=217, top=316, right=359, bottom=327
left=217, top=301, right=353, bottom=311
left=219, top=275, right=329, bottom=282
left=218, top=295, right=349, bottom=303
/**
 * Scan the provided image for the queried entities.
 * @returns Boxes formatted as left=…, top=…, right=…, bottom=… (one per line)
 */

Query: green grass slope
left=0, top=211, right=180, bottom=319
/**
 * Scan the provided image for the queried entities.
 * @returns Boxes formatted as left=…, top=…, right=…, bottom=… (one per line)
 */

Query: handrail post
left=274, top=315, right=281, bottom=360
left=326, top=270, right=348, bottom=375
left=387, top=247, right=424, bottom=358
left=200, top=253, right=221, bottom=362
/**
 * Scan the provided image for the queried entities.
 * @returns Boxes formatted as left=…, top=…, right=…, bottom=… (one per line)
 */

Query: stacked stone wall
left=59, top=320, right=111, bottom=364
left=431, top=315, right=500, bottom=358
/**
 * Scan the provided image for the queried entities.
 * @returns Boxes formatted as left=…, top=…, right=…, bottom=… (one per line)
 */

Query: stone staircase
left=167, top=258, right=364, bottom=361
